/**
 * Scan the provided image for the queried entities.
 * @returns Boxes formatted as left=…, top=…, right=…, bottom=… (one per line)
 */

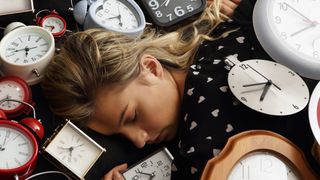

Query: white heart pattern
left=193, top=71, right=200, bottom=75
left=190, top=65, right=196, bottom=70
left=198, top=96, right=205, bottom=103
left=218, top=46, right=224, bottom=50
left=219, top=86, right=228, bottom=92
left=211, top=109, right=220, bottom=117
left=187, top=88, right=194, bottom=96
left=191, top=167, right=198, bottom=174
left=190, top=121, right=197, bottom=130
left=213, top=148, right=221, bottom=156
left=199, top=57, right=205, bottom=61
left=226, top=124, right=234, bottom=133
left=236, top=36, right=245, bottom=43
left=207, top=77, right=213, bottom=83
left=206, top=136, right=212, bottom=140
left=184, top=113, right=188, bottom=121
left=187, top=146, right=195, bottom=154
left=213, top=59, right=221, bottom=64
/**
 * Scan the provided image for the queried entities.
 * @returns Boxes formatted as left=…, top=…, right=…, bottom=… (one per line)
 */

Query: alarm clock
left=138, top=0, right=206, bottom=28
left=0, top=101, right=44, bottom=180
left=42, top=120, right=106, bottom=180
left=253, top=0, right=320, bottom=80
left=0, top=23, right=55, bottom=85
left=73, top=0, right=146, bottom=37
left=227, top=59, right=309, bottom=116
left=201, top=130, right=320, bottom=180
left=36, top=10, right=67, bottom=38
left=0, top=76, right=32, bottom=119
left=308, top=81, right=320, bottom=144
left=122, top=147, right=173, bottom=180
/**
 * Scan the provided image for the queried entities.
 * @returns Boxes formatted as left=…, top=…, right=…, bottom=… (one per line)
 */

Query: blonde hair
left=41, top=0, right=227, bottom=126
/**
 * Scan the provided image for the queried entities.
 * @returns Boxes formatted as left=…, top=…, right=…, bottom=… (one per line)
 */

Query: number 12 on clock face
left=139, top=0, right=206, bottom=27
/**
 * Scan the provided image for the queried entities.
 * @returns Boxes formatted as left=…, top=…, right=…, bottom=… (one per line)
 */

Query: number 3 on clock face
left=140, top=0, right=206, bottom=27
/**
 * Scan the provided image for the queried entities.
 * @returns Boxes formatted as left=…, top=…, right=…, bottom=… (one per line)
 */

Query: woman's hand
left=207, top=0, right=242, bottom=17
left=102, top=163, right=128, bottom=180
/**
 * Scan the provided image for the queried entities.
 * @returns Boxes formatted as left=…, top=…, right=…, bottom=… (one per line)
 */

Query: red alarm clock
left=36, top=9, right=67, bottom=38
left=309, top=82, right=320, bottom=144
left=0, top=76, right=32, bottom=118
left=0, top=100, right=44, bottom=180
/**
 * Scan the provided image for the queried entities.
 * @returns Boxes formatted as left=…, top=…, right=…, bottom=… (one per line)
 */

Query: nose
left=122, top=128, right=149, bottom=148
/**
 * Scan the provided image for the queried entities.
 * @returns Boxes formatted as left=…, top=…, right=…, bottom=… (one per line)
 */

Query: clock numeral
left=274, top=16, right=282, bottom=24
left=186, top=5, right=194, bottom=12
left=11, top=42, right=19, bottom=47
left=141, top=161, right=148, bottom=168
left=157, top=160, right=163, bottom=166
left=174, top=6, right=185, bottom=17
left=240, top=97, right=247, bottom=102
left=148, top=0, right=159, bottom=10
left=259, top=157, right=273, bottom=173
left=132, top=175, right=139, bottom=180
left=288, top=71, right=295, bottom=76
left=292, top=104, right=299, bottom=110
left=278, top=3, right=288, bottom=11
left=239, top=64, right=249, bottom=70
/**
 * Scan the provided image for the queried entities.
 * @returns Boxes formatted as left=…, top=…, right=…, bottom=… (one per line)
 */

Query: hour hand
left=243, top=82, right=268, bottom=87
left=260, top=80, right=272, bottom=101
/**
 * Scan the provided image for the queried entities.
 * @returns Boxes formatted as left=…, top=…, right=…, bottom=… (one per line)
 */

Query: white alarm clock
left=253, top=0, right=320, bottom=80
left=73, top=0, right=146, bottom=37
left=0, top=24, right=55, bottom=85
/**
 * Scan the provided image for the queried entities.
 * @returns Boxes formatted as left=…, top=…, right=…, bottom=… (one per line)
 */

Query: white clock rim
left=88, top=0, right=146, bottom=35
left=308, top=81, right=320, bottom=145
left=253, top=0, right=320, bottom=80
left=0, top=25, right=55, bottom=66
left=0, top=121, right=37, bottom=170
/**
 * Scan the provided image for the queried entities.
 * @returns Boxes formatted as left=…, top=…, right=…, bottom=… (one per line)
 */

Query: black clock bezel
left=139, top=0, right=206, bottom=28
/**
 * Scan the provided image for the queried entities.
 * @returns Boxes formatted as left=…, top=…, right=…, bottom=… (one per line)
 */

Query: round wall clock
left=73, top=0, right=146, bottom=37
left=253, top=0, right=320, bottom=80
left=0, top=24, right=55, bottom=85
left=201, top=130, right=320, bottom=180
left=0, top=105, right=44, bottom=180
left=36, top=10, right=67, bottom=38
left=0, top=76, right=32, bottom=118
left=122, top=147, right=173, bottom=180
left=138, top=0, right=206, bottom=28
left=42, top=120, right=106, bottom=179
left=227, top=59, right=309, bottom=116
left=308, top=81, right=320, bottom=144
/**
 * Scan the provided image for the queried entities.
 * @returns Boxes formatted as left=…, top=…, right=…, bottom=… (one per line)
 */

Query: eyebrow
left=119, top=104, right=129, bottom=126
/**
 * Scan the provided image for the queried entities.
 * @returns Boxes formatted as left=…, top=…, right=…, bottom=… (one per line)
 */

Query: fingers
left=220, top=0, right=242, bottom=17
left=102, top=163, right=128, bottom=180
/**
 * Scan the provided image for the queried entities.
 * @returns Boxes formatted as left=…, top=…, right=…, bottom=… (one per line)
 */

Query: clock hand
left=291, top=22, right=317, bottom=37
left=260, top=80, right=272, bottom=101
left=242, top=82, right=268, bottom=87
left=137, top=171, right=154, bottom=179
left=246, top=64, right=281, bottom=91
left=116, top=5, right=123, bottom=27
left=283, top=2, right=313, bottom=22
left=161, top=0, right=170, bottom=7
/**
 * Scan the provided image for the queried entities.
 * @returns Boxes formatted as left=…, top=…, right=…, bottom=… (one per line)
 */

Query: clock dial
left=122, top=147, right=173, bottom=180
left=0, top=79, right=25, bottom=111
left=308, top=81, right=320, bottom=144
left=96, top=0, right=139, bottom=30
left=4, top=33, right=49, bottom=65
left=228, top=59, right=309, bottom=116
left=42, top=16, right=65, bottom=34
left=0, top=124, right=34, bottom=169
left=270, top=0, right=320, bottom=60
left=228, top=152, right=298, bottom=180
left=253, top=0, right=320, bottom=79
left=142, top=0, right=205, bottom=26
left=43, top=121, right=106, bottom=178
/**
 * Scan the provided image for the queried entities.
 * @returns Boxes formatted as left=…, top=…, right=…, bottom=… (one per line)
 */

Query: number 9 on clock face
left=139, top=0, right=206, bottom=27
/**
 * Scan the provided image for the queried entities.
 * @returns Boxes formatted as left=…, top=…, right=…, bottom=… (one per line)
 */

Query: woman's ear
left=140, top=54, right=164, bottom=78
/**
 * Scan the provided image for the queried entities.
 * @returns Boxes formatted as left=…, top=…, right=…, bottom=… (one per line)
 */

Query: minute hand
left=284, top=2, right=313, bottom=22
left=246, top=64, right=281, bottom=90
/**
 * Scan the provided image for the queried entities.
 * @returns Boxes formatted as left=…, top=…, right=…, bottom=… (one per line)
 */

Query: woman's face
left=88, top=56, right=181, bottom=148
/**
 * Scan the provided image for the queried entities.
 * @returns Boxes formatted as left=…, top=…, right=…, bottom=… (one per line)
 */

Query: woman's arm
left=102, top=163, right=127, bottom=180
left=207, top=0, right=242, bottom=17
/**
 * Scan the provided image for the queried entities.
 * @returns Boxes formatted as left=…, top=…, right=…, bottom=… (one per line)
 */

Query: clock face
left=253, top=0, right=320, bottom=79
left=44, top=121, right=105, bottom=178
left=95, top=0, right=139, bottom=30
left=3, top=32, right=50, bottom=65
left=228, top=59, right=309, bottom=116
left=140, top=0, right=205, bottom=27
left=228, top=151, right=299, bottom=180
left=122, top=147, right=173, bottom=180
left=308, top=81, right=320, bottom=144
left=42, top=16, right=66, bottom=34
left=0, top=123, right=34, bottom=169
left=0, top=78, right=27, bottom=111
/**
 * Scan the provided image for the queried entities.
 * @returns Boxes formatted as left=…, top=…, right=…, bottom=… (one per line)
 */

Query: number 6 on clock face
left=139, top=0, right=206, bottom=28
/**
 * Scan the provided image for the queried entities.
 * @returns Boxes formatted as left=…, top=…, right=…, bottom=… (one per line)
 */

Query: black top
left=169, top=0, right=320, bottom=179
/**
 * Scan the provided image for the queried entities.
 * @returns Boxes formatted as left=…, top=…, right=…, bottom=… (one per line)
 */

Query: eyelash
left=132, top=110, right=138, bottom=123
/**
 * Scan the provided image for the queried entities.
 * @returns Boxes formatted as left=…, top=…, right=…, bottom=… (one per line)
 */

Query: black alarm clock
left=139, top=0, right=206, bottom=28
